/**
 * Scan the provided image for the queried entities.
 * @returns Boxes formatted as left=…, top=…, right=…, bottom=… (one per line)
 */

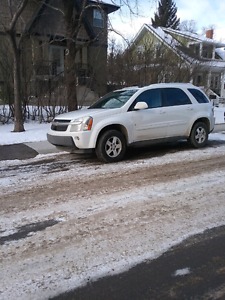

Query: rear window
left=188, top=88, right=209, bottom=103
left=163, top=88, right=191, bottom=106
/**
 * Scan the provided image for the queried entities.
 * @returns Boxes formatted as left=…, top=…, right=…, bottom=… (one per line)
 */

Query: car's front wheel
left=96, top=130, right=126, bottom=163
left=189, top=122, right=208, bottom=148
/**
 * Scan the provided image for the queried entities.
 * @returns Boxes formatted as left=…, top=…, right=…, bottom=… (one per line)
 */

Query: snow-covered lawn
left=0, top=122, right=51, bottom=145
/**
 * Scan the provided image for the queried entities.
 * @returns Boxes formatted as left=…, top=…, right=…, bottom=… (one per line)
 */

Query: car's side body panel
left=47, top=83, right=215, bottom=160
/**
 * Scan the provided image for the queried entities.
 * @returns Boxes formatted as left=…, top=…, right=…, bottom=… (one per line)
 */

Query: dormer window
left=93, top=8, right=104, bottom=28
left=202, top=44, right=214, bottom=59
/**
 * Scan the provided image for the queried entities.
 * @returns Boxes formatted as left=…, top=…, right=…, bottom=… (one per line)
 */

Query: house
left=0, top=0, right=119, bottom=106
left=129, top=24, right=225, bottom=100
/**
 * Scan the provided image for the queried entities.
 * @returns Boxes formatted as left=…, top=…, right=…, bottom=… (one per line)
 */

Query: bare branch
left=8, top=0, right=29, bottom=32
left=37, top=0, right=65, bottom=16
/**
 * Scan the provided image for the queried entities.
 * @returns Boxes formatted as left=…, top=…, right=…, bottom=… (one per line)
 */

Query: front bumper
left=47, top=129, right=96, bottom=153
left=47, top=133, right=76, bottom=148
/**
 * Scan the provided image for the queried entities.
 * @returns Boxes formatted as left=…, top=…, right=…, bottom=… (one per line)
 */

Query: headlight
left=70, top=116, right=93, bottom=132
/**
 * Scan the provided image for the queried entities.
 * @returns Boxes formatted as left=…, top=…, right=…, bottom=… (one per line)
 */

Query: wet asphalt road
left=52, top=225, right=225, bottom=300
left=0, top=143, right=38, bottom=160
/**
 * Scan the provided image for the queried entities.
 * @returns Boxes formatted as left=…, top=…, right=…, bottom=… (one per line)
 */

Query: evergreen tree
left=151, top=0, right=180, bottom=29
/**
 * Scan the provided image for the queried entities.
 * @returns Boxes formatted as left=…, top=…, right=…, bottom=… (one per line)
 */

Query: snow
left=215, top=106, right=225, bottom=123
left=173, top=268, right=191, bottom=277
left=216, top=47, right=225, bottom=60
left=0, top=122, right=51, bottom=145
left=1, top=149, right=225, bottom=299
left=1, top=107, right=225, bottom=299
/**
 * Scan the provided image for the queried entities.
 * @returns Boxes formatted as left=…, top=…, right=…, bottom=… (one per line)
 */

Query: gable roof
left=163, top=27, right=225, bottom=48
left=90, top=0, right=120, bottom=14
left=132, top=24, right=225, bottom=70
left=132, top=24, right=190, bottom=63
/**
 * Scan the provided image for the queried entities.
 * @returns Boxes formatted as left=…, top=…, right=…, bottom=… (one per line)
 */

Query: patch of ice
left=173, top=267, right=191, bottom=276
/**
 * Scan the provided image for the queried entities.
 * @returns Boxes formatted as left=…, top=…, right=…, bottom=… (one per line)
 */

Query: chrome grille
left=51, top=119, right=70, bottom=132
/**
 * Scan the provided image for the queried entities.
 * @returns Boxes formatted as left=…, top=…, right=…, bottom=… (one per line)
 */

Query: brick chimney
left=206, top=29, right=214, bottom=39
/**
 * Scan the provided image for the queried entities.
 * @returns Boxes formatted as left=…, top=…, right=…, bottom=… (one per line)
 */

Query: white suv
left=47, top=83, right=215, bottom=163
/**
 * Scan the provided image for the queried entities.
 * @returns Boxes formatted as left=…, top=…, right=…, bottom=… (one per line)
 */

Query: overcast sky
left=108, top=0, right=225, bottom=44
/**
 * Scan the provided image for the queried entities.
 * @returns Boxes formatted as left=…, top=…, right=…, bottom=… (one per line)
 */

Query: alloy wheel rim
left=105, top=136, right=122, bottom=157
left=195, top=127, right=206, bottom=143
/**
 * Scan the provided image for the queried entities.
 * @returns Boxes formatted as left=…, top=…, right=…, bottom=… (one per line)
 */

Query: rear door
left=161, top=88, right=194, bottom=137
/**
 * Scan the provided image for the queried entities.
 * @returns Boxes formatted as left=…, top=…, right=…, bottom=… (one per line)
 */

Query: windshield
left=89, top=89, right=138, bottom=109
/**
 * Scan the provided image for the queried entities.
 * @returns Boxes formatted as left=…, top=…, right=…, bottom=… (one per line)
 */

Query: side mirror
left=134, top=101, right=148, bottom=110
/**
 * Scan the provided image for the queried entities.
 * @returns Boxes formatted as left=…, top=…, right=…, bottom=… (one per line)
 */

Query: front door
left=130, top=88, right=168, bottom=141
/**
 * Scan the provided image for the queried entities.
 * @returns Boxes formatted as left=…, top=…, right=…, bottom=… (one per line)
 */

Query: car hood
left=54, top=108, right=121, bottom=121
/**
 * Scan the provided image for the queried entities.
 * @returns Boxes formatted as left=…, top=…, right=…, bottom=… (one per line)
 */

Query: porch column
left=221, top=72, right=225, bottom=98
left=212, top=45, right=215, bottom=59
left=207, top=71, right=212, bottom=91
left=199, top=43, right=203, bottom=57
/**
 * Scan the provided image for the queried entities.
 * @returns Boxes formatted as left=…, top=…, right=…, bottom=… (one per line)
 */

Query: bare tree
left=62, top=0, right=79, bottom=111
left=62, top=0, right=116, bottom=111
left=62, top=0, right=151, bottom=111
left=179, top=20, right=197, bottom=33
left=1, top=0, right=150, bottom=127
left=108, top=37, right=197, bottom=87
left=0, top=38, right=14, bottom=106
left=4, top=0, right=29, bottom=132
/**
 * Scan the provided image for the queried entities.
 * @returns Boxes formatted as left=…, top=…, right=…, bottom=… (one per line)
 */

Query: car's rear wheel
left=189, top=122, right=208, bottom=148
left=96, top=130, right=126, bottom=163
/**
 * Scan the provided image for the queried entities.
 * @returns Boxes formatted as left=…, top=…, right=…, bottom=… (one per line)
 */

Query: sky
left=107, top=0, right=225, bottom=45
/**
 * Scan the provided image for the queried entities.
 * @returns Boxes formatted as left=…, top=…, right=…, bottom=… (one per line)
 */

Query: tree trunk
left=9, top=33, right=25, bottom=132
left=63, top=0, right=78, bottom=112
left=65, top=40, right=78, bottom=112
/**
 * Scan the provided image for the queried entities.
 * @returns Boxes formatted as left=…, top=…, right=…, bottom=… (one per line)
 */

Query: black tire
left=96, top=130, right=126, bottom=163
left=189, top=122, right=208, bottom=148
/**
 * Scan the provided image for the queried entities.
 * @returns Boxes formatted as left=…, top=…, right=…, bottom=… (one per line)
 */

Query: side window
left=188, top=88, right=209, bottom=103
left=135, top=89, right=162, bottom=108
left=93, top=9, right=104, bottom=28
left=163, top=88, right=192, bottom=106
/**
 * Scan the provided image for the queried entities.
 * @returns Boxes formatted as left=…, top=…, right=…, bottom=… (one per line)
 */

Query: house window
left=202, top=44, right=213, bottom=59
left=93, top=9, right=104, bottom=28
left=189, top=44, right=200, bottom=56
left=49, top=46, right=64, bottom=76
left=155, top=43, right=162, bottom=58
left=197, top=75, right=202, bottom=85
left=211, top=74, right=220, bottom=90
